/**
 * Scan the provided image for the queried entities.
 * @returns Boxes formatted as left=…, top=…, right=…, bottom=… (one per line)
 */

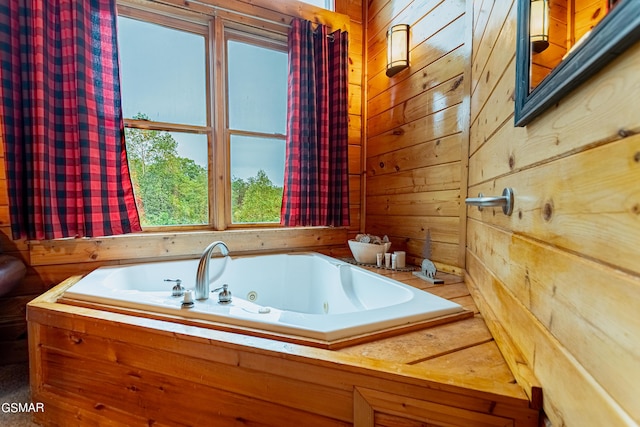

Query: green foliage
left=231, top=170, right=282, bottom=223
left=125, top=113, right=208, bottom=226
left=125, top=113, right=282, bottom=226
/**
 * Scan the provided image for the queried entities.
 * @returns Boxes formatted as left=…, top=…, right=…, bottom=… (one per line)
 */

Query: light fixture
left=530, top=0, right=549, bottom=53
left=386, top=24, right=409, bottom=77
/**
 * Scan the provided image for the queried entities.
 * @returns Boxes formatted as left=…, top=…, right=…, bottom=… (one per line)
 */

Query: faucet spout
left=195, top=241, right=229, bottom=300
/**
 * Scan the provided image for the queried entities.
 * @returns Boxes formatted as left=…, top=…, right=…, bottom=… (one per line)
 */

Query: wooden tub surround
left=27, top=268, right=541, bottom=426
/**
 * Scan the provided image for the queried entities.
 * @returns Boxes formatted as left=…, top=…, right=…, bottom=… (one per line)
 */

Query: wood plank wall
left=531, top=0, right=609, bottom=89
left=574, top=0, right=608, bottom=40
left=364, top=0, right=470, bottom=274
left=0, top=0, right=364, bottom=365
left=468, top=0, right=640, bottom=425
left=530, top=0, right=567, bottom=89
left=342, top=0, right=365, bottom=234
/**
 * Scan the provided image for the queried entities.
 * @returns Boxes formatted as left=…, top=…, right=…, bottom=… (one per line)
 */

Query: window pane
left=299, top=0, right=334, bottom=10
left=125, top=129, right=208, bottom=226
left=227, top=40, right=287, bottom=134
left=118, top=16, right=207, bottom=126
left=230, top=135, right=285, bottom=224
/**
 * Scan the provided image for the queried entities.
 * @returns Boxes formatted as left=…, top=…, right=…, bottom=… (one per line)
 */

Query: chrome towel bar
left=465, top=187, right=514, bottom=216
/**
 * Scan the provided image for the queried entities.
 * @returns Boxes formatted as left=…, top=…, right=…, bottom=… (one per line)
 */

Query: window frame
left=117, top=4, right=289, bottom=231
left=222, top=27, right=288, bottom=228
left=118, top=5, right=213, bottom=230
left=300, top=0, right=334, bottom=11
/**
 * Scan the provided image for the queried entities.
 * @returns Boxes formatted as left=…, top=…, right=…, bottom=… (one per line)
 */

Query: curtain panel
left=0, top=0, right=141, bottom=240
left=281, top=18, right=350, bottom=227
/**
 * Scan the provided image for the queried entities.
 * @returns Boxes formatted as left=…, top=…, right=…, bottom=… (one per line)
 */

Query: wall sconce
left=530, top=0, right=549, bottom=53
left=386, top=24, right=409, bottom=77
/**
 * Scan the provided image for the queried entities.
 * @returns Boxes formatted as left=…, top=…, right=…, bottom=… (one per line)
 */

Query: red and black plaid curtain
left=281, top=18, right=350, bottom=227
left=0, top=0, right=141, bottom=240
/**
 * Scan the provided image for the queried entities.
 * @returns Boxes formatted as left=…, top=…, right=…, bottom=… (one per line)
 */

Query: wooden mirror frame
left=514, top=0, right=640, bottom=127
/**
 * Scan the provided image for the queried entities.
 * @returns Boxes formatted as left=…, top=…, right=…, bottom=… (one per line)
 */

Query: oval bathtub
left=61, top=252, right=467, bottom=347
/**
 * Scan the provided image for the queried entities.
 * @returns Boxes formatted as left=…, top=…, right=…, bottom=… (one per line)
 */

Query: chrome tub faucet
left=195, top=241, right=229, bottom=300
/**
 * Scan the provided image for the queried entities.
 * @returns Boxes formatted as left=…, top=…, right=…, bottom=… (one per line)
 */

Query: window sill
left=28, top=227, right=349, bottom=266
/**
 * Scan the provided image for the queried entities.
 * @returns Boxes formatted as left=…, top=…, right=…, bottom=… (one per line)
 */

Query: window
left=118, top=13, right=209, bottom=227
left=299, top=0, right=334, bottom=11
left=117, top=8, right=288, bottom=228
left=226, top=35, right=287, bottom=224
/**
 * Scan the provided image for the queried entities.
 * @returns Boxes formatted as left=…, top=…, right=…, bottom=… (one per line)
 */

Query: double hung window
left=117, top=6, right=288, bottom=228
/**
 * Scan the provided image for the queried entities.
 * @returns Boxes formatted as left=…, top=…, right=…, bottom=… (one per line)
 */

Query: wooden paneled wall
left=364, top=0, right=470, bottom=274
left=468, top=0, right=640, bottom=425
left=574, top=0, right=608, bottom=40
left=0, top=0, right=364, bottom=365
left=531, top=0, right=609, bottom=89
left=530, top=0, right=567, bottom=88
left=342, top=0, right=365, bottom=233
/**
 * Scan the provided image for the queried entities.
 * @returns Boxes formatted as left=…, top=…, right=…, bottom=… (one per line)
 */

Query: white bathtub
left=62, top=252, right=465, bottom=345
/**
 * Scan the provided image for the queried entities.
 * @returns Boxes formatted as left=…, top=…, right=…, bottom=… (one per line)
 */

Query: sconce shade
left=386, top=24, right=409, bottom=77
left=530, top=0, right=549, bottom=53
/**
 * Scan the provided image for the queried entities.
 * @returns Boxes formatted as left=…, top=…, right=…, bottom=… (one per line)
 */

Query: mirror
left=514, top=0, right=640, bottom=126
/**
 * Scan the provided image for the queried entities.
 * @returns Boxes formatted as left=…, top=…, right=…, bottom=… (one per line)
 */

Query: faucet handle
left=165, top=279, right=185, bottom=296
left=212, top=284, right=232, bottom=304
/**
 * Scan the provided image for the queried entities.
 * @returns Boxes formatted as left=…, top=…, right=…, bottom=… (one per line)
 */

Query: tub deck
left=339, top=268, right=509, bottom=374
left=27, top=267, right=541, bottom=426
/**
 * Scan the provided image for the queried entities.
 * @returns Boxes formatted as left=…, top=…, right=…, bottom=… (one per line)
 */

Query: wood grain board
left=467, top=0, right=640, bottom=424
left=28, top=269, right=540, bottom=426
